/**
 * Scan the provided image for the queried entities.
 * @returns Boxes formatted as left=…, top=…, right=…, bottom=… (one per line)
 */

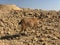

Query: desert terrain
left=0, top=4, right=60, bottom=45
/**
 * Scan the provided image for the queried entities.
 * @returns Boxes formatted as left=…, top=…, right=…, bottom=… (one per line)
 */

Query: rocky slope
left=0, top=4, right=60, bottom=45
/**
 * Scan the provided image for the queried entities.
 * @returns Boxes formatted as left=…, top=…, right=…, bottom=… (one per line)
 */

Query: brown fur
left=20, top=17, right=39, bottom=30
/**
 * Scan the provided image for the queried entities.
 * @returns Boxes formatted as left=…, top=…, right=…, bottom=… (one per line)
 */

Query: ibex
left=19, top=17, right=40, bottom=30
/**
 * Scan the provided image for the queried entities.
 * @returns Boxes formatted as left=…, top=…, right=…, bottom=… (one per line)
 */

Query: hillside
left=0, top=4, right=60, bottom=45
left=0, top=4, right=23, bottom=13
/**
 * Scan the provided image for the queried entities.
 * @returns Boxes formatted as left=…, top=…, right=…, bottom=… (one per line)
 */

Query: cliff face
left=0, top=4, right=23, bottom=10
left=0, top=4, right=60, bottom=45
left=0, top=4, right=23, bottom=13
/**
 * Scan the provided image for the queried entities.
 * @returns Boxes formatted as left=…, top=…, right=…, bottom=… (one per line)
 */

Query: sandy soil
left=0, top=4, right=60, bottom=45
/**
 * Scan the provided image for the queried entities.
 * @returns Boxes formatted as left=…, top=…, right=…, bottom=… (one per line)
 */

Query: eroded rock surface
left=0, top=4, right=60, bottom=45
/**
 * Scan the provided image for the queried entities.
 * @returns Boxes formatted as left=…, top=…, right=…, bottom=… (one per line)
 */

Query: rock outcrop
left=0, top=4, right=60, bottom=45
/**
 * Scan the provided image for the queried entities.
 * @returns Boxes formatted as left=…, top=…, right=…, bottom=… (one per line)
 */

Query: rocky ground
left=0, top=4, right=60, bottom=45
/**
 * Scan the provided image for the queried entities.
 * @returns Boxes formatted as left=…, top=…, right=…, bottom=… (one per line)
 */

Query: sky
left=0, top=0, right=60, bottom=10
